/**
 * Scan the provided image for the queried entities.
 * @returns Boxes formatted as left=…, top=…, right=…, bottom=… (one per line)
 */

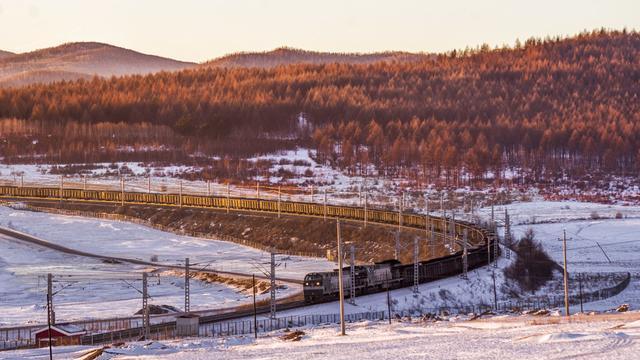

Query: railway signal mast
left=184, top=258, right=190, bottom=313
left=270, top=252, right=277, bottom=319
left=337, top=220, right=346, bottom=335
left=504, top=209, right=511, bottom=259
left=142, top=272, right=150, bottom=339
left=461, top=229, right=469, bottom=280
left=413, top=237, right=420, bottom=294
left=349, top=243, right=356, bottom=305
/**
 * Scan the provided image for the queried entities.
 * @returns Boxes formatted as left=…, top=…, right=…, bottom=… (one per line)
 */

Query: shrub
left=503, top=229, right=560, bottom=293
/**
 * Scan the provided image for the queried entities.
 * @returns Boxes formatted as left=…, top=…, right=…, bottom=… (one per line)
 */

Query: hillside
left=0, top=50, right=14, bottom=59
left=204, top=47, right=430, bottom=68
left=1, top=30, right=639, bottom=178
left=0, top=42, right=195, bottom=87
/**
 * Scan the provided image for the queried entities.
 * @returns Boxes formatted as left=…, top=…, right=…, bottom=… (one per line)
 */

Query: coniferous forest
left=1, top=30, right=639, bottom=185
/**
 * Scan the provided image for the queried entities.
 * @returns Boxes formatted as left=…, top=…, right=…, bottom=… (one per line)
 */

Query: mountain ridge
left=204, top=46, right=432, bottom=68
left=0, top=42, right=195, bottom=87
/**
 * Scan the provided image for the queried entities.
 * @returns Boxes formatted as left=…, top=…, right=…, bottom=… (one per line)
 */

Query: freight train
left=303, top=237, right=499, bottom=303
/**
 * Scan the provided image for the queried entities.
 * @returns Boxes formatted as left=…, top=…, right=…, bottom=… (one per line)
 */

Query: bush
left=504, top=229, right=560, bottom=293
left=590, top=211, right=600, bottom=219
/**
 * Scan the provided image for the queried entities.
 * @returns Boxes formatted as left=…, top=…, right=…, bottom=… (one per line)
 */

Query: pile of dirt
left=280, top=330, right=305, bottom=341
left=134, top=304, right=181, bottom=315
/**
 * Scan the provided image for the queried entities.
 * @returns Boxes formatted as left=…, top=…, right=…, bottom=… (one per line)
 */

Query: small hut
left=34, top=324, right=86, bottom=347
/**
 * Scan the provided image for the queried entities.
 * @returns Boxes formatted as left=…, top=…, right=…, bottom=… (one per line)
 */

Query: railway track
left=0, top=184, right=493, bottom=249
left=0, top=184, right=496, bottom=346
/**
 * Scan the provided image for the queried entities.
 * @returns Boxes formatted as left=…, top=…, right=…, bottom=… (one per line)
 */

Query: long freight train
left=303, top=237, right=499, bottom=303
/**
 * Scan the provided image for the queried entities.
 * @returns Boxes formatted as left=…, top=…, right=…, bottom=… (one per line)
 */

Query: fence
left=78, top=311, right=388, bottom=345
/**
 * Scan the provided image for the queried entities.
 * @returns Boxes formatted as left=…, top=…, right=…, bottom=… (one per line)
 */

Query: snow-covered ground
left=3, top=313, right=640, bottom=359
left=0, top=234, right=297, bottom=327
left=0, top=206, right=336, bottom=326
left=0, top=206, right=335, bottom=279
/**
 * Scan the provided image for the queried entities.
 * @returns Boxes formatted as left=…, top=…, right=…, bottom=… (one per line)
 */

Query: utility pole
left=413, top=237, right=419, bottom=294
left=493, top=206, right=499, bottom=268
left=488, top=204, right=494, bottom=265
left=504, top=209, right=511, bottom=259
left=256, top=181, right=259, bottom=199
left=337, top=220, right=346, bottom=335
left=395, top=195, right=403, bottom=260
left=323, top=189, right=328, bottom=221
left=142, top=272, right=150, bottom=339
left=492, top=270, right=498, bottom=310
left=562, top=229, right=570, bottom=317
left=310, top=185, right=314, bottom=202
left=226, top=183, right=230, bottom=213
left=184, top=258, right=190, bottom=313
left=59, top=175, right=63, bottom=203
left=430, top=221, right=436, bottom=257
left=450, top=211, right=456, bottom=251
left=82, top=175, right=87, bottom=191
left=277, top=186, right=282, bottom=218
left=253, top=274, right=258, bottom=338
left=147, top=176, right=151, bottom=193
left=349, top=243, right=356, bottom=305
left=120, top=177, right=125, bottom=207
left=207, top=180, right=211, bottom=196
left=47, top=273, right=55, bottom=325
left=270, top=252, right=277, bottom=320
left=363, top=191, right=368, bottom=227
left=179, top=180, right=183, bottom=208
left=461, top=229, right=468, bottom=280
left=46, top=273, right=53, bottom=360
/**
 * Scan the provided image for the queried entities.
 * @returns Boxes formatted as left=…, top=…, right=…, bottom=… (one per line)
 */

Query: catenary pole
left=337, top=220, right=346, bottom=335
left=562, top=229, right=570, bottom=317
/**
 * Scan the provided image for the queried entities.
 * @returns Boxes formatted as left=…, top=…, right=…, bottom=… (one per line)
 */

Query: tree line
left=0, top=29, right=639, bottom=181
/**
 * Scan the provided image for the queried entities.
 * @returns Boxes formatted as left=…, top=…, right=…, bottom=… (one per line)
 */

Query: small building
left=34, top=324, right=86, bottom=347
left=176, top=314, right=200, bottom=337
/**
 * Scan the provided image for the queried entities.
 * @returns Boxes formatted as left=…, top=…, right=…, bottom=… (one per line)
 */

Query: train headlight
left=316, top=282, right=321, bottom=286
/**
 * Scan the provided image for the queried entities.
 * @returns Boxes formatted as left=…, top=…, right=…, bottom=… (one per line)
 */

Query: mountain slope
left=204, top=47, right=431, bottom=68
left=0, top=42, right=195, bottom=87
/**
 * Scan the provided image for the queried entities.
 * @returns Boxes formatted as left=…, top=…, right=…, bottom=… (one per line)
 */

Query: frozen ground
left=3, top=313, right=640, bottom=359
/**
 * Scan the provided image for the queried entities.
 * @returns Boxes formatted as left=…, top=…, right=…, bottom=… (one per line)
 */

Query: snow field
left=2, top=313, right=640, bottom=359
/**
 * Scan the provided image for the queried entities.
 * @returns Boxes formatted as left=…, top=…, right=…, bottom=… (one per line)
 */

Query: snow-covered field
left=3, top=313, right=640, bottom=359
left=0, top=206, right=336, bottom=326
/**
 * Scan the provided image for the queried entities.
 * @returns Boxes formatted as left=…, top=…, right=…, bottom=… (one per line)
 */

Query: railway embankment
left=12, top=200, right=441, bottom=263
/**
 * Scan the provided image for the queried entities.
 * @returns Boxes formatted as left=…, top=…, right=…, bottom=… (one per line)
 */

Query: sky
left=0, top=0, right=638, bottom=63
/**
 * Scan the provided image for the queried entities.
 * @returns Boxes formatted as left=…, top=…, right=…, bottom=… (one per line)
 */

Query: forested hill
left=203, top=47, right=430, bottom=68
left=1, top=30, right=639, bottom=175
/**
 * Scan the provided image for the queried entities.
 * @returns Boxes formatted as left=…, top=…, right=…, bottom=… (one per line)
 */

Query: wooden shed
left=34, top=324, right=86, bottom=347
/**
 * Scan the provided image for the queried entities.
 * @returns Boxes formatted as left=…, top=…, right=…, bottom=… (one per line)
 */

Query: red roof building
left=34, top=324, right=86, bottom=347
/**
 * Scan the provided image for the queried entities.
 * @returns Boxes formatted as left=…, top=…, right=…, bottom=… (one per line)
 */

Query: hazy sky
left=0, top=0, right=638, bottom=62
